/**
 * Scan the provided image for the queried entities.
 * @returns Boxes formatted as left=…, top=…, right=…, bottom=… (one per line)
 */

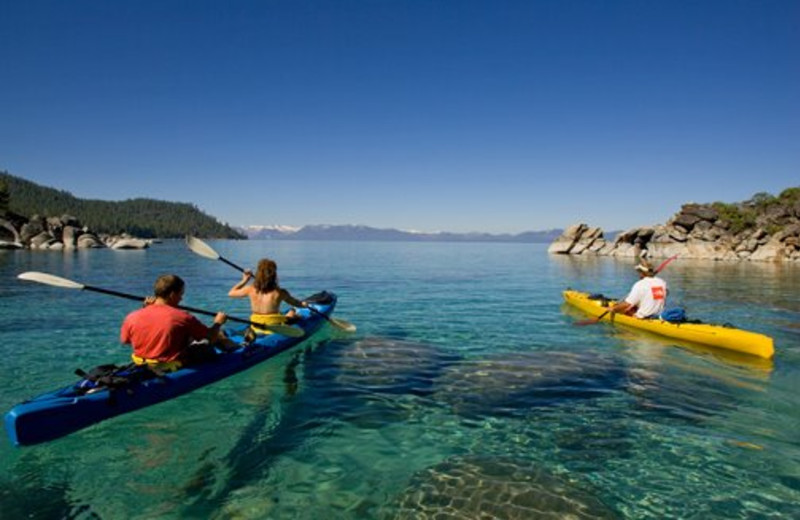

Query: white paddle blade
left=18, top=271, right=85, bottom=290
left=185, top=235, right=220, bottom=260
left=330, top=317, right=357, bottom=333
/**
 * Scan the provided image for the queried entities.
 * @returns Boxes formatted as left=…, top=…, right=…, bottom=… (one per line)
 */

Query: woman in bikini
left=228, top=258, right=306, bottom=336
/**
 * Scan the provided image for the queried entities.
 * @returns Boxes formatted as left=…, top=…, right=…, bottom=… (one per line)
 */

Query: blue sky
left=1, top=1, right=798, bottom=233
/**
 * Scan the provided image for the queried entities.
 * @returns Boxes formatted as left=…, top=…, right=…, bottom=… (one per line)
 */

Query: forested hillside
left=0, top=172, right=244, bottom=239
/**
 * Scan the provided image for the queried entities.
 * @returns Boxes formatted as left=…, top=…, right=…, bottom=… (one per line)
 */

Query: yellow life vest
left=131, top=354, right=182, bottom=372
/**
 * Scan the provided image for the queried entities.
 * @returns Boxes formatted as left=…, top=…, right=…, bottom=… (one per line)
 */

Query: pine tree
left=0, top=177, right=9, bottom=216
left=0, top=172, right=244, bottom=238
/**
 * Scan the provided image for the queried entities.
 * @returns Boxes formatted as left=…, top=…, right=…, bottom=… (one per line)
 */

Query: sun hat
left=634, top=262, right=654, bottom=275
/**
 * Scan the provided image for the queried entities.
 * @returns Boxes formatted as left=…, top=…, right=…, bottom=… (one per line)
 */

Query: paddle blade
left=573, top=318, right=601, bottom=326
left=329, top=317, right=357, bottom=333
left=185, top=235, right=220, bottom=260
left=18, top=271, right=85, bottom=290
left=306, top=306, right=356, bottom=333
left=573, top=310, right=610, bottom=326
left=269, top=324, right=305, bottom=338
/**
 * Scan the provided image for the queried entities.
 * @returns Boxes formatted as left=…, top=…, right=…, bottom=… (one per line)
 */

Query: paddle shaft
left=220, top=256, right=247, bottom=273
left=592, top=310, right=611, bottom=324
left=654, top=254, right=678, bottom=274
left=81, top=284, right=260, bottom=327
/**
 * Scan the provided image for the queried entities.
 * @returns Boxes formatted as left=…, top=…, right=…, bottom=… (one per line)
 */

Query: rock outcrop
left=0, top=217, right=23, bottom=248
left=549, top=188, right=800, bottom=262
left=108, top=236, right=151, bottom=250
left=0, top=212, right=150, bottom=250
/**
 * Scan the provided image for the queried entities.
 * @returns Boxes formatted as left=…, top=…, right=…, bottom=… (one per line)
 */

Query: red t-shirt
left=120, top=304, right=210, bottom=362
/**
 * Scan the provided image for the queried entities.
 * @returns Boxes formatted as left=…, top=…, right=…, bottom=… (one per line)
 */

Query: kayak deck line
left=4, top=291, right=338, bottom=447
left=564, top=290, right=775, bottom=359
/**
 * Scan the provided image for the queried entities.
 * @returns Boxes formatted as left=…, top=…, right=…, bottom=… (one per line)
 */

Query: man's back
left=121, top=304, right=208, bottom=362
left=625, top=276, right=668, bottom=318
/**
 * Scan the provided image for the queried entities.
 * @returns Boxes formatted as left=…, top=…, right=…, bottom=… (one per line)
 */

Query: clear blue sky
left=1, top=1, right=798, bottom=233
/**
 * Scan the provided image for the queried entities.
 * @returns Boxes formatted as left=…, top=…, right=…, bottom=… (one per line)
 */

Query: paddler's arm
left=207, top=311, right=228, bottom=341
left=207, top=312, right=240, bottom=352
left=609, top=285, right=640, bottom=316
left=228, top=270, right=253, bottom=298
left=607, top=301, right=633, bottom=316
left=280, top=289, right=307, bottom=309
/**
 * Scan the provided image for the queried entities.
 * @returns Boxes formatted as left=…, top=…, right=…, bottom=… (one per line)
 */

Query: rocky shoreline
left=549, top=190, right=800, bottom=262
left=0, top=213, right=150, bottom=250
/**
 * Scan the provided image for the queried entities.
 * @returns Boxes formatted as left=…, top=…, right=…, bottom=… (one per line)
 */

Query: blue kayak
left=5, top=291, right=336, bottom=447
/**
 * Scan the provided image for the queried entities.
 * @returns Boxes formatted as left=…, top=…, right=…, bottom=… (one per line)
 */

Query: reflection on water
left=1, top=242, right=799, bottom=519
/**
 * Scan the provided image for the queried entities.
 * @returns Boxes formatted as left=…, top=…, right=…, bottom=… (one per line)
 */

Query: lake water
left=1, top=240, right=799, bottom=519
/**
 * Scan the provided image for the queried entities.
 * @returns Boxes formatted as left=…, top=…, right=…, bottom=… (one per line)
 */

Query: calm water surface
left=1, top=241, right=798, bottom=519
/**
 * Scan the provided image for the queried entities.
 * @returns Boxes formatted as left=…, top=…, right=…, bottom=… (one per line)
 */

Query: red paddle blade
left=573, top=318, right=600, bottom=326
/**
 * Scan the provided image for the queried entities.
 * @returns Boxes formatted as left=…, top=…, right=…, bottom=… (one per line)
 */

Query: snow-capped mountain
left=236, top=224, right=563, bottom=243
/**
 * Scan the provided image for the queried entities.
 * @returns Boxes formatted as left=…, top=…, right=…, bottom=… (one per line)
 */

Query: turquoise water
left=1, top=240, right=799, bottom=519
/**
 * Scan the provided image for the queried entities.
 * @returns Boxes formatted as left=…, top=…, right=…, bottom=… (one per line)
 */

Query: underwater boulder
left=304, top=336, right=460, bottom=397
left=298, top=336, right=461, bottom=429
left=625, top=363, right=744, bottom=423
left=387, top=455, right=617, bottom=519
left=434, top=350, right=626, bottom=419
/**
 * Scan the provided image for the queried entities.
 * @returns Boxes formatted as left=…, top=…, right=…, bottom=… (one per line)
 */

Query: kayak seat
left=305, top=291, right=335, bottom=304
left=588, top=293, right=612, bottom=307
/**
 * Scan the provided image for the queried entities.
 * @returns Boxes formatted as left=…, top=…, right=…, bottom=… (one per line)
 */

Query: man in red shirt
left=121, top=274, right=230, bottom=369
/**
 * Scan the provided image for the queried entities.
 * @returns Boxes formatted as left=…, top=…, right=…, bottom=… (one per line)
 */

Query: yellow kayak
left=563, top=290, right=775, bottom=359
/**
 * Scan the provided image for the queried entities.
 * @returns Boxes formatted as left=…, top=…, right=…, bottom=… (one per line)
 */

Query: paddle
left=574, top=254, right=679, bottom=326
left=575, top=309, right=613, bottom=327
left=17, top=271, right=305, bottom=338
left=654, top=254, right=679, bottom=274
left=185, top=236, right=357, bottom=333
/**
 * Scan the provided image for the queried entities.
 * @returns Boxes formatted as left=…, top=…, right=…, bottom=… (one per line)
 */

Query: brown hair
left=253, top=258, right=278, bottom=293
left=154, top=274, right=185, bottom=298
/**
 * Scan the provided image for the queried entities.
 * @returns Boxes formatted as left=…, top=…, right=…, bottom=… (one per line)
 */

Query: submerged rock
left=297, top=336, right=460, bottom=430
left=626, top=365, right=745, bottom=424
left=433, top=350, right=625, bottom=419
left=386, top=455, right=617, bottom=519
left=305, top=336, right=460, bottom=397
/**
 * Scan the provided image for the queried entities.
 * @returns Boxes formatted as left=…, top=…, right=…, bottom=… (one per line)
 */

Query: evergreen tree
left=0, top=176, right=9, bottom=216
left=0, top=171, right=245, bottom=238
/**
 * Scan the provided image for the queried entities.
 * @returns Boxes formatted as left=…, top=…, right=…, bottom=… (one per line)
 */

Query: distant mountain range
left=0, top=171, right=570, bottom=243
left=237, top=224, right=564, bottom=243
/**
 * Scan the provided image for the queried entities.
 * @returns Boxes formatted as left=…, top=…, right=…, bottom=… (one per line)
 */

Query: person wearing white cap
left=607, top=260, right=668, bottom=319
